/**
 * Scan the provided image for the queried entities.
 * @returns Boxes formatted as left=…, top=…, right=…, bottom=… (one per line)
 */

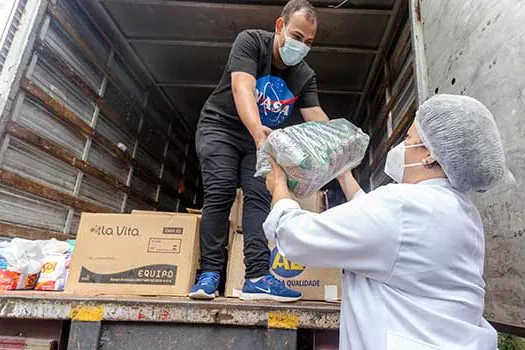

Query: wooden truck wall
left=0, top=0, right=200, bottom=241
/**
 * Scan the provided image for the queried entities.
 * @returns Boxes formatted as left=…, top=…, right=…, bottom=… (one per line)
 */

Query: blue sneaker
left=240, top=274, right=302, bottom=302
left=189, top=272, right=220, bottom=300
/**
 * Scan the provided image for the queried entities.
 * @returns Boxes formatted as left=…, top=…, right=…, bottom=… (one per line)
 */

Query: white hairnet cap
left=415, top=94, right=507, bottom=193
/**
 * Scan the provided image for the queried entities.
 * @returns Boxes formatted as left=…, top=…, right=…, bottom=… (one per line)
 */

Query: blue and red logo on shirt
left=256, top=75, right=298, bottom=127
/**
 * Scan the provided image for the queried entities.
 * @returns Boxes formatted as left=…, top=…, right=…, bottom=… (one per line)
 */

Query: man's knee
left=203, top=182, right=238, bottom=209
left=243, top=182, right=271, bottom=206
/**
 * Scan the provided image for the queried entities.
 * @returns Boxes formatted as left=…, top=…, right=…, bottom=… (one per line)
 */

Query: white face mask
left=384, top=142, right=426, bottom=183
left=278, top=25, right=310, bottom=66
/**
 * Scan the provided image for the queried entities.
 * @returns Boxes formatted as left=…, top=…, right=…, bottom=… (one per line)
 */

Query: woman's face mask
left=279, top=24, right=310, bottom=66
left=384, top=142, right=426, bottom=183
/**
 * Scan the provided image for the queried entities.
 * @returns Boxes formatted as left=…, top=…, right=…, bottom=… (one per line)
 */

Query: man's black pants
left=196, top=122, right=271, bottom=279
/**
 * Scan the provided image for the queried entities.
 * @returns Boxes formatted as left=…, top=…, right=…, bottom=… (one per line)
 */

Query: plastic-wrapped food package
left=255, top=119, right=370, bottom=198
left=0, top=238, right=45, bottom=290
left=35, top=239, right=75, bottom=291
left=0, top=242, right=18, bottom=290
left=35, top=255, right=68, bottom=291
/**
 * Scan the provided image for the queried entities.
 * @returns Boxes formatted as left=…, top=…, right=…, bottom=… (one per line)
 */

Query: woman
left=263, top=94, right=507, bottom=349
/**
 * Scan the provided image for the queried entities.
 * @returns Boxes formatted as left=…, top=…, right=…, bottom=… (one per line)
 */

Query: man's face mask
left=384, top=142, right=426, bottom=183
left=279, top=24, right=310, bottom=66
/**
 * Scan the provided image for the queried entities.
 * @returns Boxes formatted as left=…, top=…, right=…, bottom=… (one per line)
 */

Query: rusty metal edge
left=137, top=120, right=188, bottom=172
left=368, top=64, right=414, bottom=139
left=19, top=77, right=132, bottom=166
left=19, top=78, right=180, bottom=203
left=0, top=222, right=72, bottom=240
left=0, top=167, right=113, bottom=213
left=77, top=0, right=192, bottom=141
left=48, top=2, right=192, bottom=146
left=35, top=41, right=139, bottom=139
left=388, top=21, right=412, bottom=82
left=6, top=121, right=128, bottom=193
left=408, top=0, right=430, bottom=105
left=20, top=79, right=91, bottom=136
left=46, top=2, right=134, bottom=112
left=368, top=101, right=417, bottom=176
left=355, top=0, right=408, bottom=124
left=0, top=294, right=340, bottom=330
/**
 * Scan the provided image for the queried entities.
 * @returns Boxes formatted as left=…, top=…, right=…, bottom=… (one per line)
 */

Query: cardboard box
left=66, top=213, right=199, bottom=296
left=132, top=210, right=197, bottom=217
left=294, top=191, right=327, bottom=213
left=225, top=233, right=341, bottom=302
left=232, top=190, right=326, bottom=232
left=229, top=189, right=243, bottom=230
left=225, top=191, right=341, bottom=302
left=130, top=210, right=202, bottom=270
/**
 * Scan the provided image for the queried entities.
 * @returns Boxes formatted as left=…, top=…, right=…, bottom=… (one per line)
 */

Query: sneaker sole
left=188, top=289, right=218, bottom=300
left=239, top=292, right=302, bottom=303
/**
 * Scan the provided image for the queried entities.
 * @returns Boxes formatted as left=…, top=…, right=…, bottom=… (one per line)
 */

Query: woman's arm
left=264, top=159, right=401, bottom=281
left=336, top=169, right=365, bottom=201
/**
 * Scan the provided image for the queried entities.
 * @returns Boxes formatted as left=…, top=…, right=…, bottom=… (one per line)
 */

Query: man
left=190, top=0, right=330, bottom=302
left=264, top=94, right=504, bottom=349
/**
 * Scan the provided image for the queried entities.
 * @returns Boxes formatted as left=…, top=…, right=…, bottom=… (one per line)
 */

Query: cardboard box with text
left=225, top=233, right=341, bottom=302
left=66, top=213, right=199, bottom=296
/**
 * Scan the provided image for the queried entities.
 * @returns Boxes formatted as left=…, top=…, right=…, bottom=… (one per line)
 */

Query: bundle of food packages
left=255, top=118, right=370, bottom=198
left=0, top=238, right=75, bottom=291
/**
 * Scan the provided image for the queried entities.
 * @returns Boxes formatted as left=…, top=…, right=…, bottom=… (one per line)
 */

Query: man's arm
left=300, top=106, right=329, bottom=122
left=228, top=31, right=271, bottom=147
left=298, top=75, right=329, bottom=122
left=231, top=72, right=271, bottom=148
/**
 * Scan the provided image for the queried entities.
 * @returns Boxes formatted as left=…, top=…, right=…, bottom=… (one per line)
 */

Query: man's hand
left=254, top=125, right=273, bottom=149
left=265, top=157, right=291, bottom=205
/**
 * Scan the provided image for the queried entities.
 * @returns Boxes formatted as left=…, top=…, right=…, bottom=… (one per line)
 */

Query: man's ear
left=275, top=17, right=285, bottom=35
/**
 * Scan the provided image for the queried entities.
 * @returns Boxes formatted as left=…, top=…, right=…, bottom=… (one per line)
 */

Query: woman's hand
left=265, top=157, right=288, bottom=195
left=337, top=168, right=363, bottom=201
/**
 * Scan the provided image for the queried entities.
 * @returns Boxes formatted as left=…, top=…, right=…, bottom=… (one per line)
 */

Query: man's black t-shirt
left=199, top=29, right=320, bottom=131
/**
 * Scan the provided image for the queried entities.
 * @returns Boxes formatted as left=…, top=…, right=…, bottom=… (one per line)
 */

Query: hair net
left=415, top=94, right=507, bottom=193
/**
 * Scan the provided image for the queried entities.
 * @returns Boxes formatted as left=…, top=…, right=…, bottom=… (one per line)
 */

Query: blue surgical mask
left=278, top=25, right=310, bottom=66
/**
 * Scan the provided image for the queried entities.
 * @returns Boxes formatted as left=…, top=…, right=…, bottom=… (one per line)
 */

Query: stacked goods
left=256, top=119, right=370, bottom=198
left=0, top=238, right=74, bottom=291
left=0, top=239, right=43, bottom=290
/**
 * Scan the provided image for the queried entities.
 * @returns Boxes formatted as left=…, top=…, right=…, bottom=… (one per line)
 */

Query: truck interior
left=1, top=0, right=523, bottom=347
left=0, top=0, right=416, bottom=238
left=83, top=0, right=417, bottom=193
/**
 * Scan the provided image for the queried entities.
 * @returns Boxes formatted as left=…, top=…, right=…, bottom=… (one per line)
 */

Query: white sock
left=249, top=276, right=264, bottom=282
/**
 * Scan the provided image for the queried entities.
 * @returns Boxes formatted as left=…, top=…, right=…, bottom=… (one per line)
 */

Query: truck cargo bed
left=0, top=292, right=340, bottom=349
left=0, top=292, right=339, bottom=329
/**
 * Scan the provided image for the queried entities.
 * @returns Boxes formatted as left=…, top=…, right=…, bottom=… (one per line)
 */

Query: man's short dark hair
left=281, top=0, right=317, bottom=24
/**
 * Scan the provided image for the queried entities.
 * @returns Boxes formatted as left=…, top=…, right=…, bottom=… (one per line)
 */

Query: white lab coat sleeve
left=263, top=186, right=403, bottom=282
left=353, top=189, right=366, bottom=199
